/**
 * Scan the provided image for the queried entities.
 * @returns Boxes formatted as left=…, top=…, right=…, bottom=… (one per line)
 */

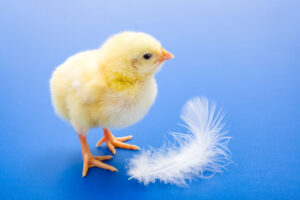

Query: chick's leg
left=96, top=128, right=139, bottom=155
left=78, top=134, right=118, bottom=177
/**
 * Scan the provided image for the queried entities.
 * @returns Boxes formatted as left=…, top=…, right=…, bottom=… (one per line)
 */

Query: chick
left=50, top=31, right=174, bottom=176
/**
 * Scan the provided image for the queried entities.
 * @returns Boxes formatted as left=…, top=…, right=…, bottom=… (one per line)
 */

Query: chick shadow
left=52, top=146, right=150, bottom=198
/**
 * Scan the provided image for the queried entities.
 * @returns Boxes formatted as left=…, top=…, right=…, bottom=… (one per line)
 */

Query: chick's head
left=100, top=31, right=174, bottom=79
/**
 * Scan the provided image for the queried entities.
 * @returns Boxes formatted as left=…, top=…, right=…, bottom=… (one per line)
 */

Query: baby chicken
left=50, top=31, right=173, bottom=177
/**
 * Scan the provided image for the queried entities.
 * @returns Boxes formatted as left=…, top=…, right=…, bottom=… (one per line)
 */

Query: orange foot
left=78, top=134, right=118, bottom=177
left=82, top=153, right=118, bottom=177
left=96, top=128, right=140, bottom=155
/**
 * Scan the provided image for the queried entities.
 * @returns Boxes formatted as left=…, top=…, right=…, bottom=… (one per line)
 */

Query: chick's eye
left=143, top=53, right=152, bottom=60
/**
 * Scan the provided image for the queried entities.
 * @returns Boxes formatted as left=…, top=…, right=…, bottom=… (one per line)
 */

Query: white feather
left=127, top=97, right=231, bottom=186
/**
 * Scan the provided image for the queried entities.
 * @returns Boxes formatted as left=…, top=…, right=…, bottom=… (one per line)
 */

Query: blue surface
left=0, top=0, right=299, bottom=199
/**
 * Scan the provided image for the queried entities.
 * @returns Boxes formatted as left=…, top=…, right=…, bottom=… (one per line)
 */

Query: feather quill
left=127, top=97, right=231, bottom=186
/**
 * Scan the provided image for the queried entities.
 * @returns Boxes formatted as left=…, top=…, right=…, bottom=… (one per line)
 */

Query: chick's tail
left=127, top=97, right=231, bottom=186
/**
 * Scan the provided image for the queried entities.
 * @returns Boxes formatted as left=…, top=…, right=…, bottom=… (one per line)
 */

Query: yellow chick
left=49, top=31, right=174, bottom=177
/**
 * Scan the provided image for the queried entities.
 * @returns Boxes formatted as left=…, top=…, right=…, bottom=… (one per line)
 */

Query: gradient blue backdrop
left=0, top=0, right=299, bottom=199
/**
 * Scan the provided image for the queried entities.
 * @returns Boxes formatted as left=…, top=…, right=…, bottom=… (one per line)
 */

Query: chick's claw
left=94, top=155, right=114, bottom=161
left=115, top=135, right=133, bottom=142
left=97, top=128, right=140, bottom=155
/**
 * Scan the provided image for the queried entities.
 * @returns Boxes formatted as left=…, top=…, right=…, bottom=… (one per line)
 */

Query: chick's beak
left=157, top=48, right=174, bottom=62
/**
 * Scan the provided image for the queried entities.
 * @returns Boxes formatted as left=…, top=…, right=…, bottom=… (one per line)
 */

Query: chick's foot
left=82, top=153, right=117, bottom=177
left=96, top=128, right=140, bottom=155
left=78, top=134, right=118, bottom=177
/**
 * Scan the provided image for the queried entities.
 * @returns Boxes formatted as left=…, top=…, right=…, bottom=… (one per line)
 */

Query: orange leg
left=78, top=134, right=118, bottom=177
left=96, top=128, right=140, bottom=155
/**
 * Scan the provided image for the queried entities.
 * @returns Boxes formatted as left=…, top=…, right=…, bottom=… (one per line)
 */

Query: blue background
left=0, top=0, right=299, bottom=199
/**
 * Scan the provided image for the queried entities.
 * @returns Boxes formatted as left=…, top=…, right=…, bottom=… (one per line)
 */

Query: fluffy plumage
left=128, top=97, right=231, bottom=186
